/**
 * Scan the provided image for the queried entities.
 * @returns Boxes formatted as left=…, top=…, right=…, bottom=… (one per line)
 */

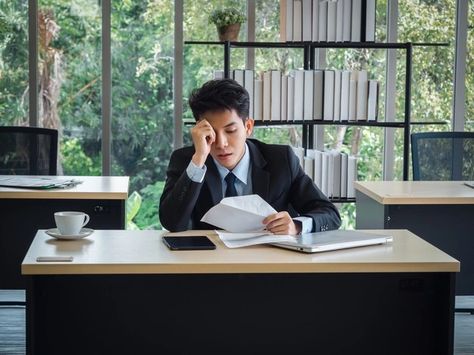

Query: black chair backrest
left=0, top=126, right=58, bottom=175
left=411, top=131, right=474, bottom=181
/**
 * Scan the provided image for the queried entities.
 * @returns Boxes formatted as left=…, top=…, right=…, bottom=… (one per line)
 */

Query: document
left=201, top=194, right=277, bottom=233
left=216, top=231, right=296, bottom=248
left=0, top=176, right=82, bottom=189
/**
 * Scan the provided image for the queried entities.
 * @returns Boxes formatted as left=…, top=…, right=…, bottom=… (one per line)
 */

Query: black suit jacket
left=159, top=139, right=341, bottom=232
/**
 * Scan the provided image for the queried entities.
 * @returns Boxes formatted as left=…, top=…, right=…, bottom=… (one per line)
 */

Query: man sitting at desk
left=159, top=79, right=341, bottom=234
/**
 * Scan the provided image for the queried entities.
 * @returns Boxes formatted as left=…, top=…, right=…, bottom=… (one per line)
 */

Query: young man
left=159, top=79, right=341, bottom=233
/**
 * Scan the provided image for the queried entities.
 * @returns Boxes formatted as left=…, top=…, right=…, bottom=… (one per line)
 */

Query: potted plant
left=209, top=8, right=246, bottom=42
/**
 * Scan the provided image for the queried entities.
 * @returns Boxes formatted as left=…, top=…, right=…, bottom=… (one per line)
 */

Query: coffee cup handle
left=82, top=214, right=90, bottom=227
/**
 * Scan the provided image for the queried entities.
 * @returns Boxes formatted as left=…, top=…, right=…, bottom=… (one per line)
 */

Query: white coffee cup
left=54, top=211, right=90, bottom=236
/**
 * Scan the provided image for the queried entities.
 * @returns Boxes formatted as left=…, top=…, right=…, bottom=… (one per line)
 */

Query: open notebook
left=271, top=230, right=393, bottom=253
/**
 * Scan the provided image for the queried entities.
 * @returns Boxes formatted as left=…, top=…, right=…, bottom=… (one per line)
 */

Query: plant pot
left=217, top=23, right=241, bottom=42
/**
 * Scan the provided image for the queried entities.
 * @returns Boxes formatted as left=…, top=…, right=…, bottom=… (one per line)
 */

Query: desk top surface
left=355, top=181, right=474, bottom=205
left=0, top=175, right=129, bottom=200
left=21, top=229, right=459, bottom=275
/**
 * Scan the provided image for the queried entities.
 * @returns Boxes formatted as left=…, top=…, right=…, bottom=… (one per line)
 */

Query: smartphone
left=162, top=236, right=216, bottom=250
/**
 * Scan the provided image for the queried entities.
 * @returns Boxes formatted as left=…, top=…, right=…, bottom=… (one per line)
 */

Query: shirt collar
left=213, top=143, right=250, bottom=185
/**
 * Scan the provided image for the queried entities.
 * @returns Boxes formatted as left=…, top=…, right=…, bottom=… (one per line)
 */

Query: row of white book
left=280, top=0, right=376, bottom=43
left=292, top=147, right=358, bottom=199
left=215, top=68, right=379, bottom=122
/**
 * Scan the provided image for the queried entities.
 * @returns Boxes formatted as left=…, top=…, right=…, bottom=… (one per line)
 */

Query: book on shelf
left=347, top=155, right=358, bottom=198
left=213, top=70, right=224, bottom=79
left=342, top=0, right=352, bottom=42
left=303, top=70, right=314, bottom=121
left=311, top=0, right=320, bottom=41
left=365, top=0, right=376, bottom=42
left=304, top=156, right=315, bottom=181
left=293, top=0, right=303, bottom=41
left=254, top=78, right=263, bottom=121
left=356, top=69, right=368, bottom=120
left=367, top=79, right=379, bottom=121
left=280, top=0, right=293, bottom=42
left=331, top=150, right=342, bottom=198
left=314, top=149, right=323, bottom=189
left=348, top=74, right=357, bottom=121
left=263, top=71, right=271, bottom=121
left=323, top=70, right=335, bottom=121
left=313, top=69, right=324, bottom=121
left=244, top=70, right=254, bottom=119
left=302, top=0, right=313, bottom=41
left=270, top=70, right=282, bottom=121
left=336, top=0, right=344, bottom=42
left=321, top=151, right=330, bottom=196
left=351, top=0, right=362, bottom=42
left=340, top=70, right=351, bottom=121
left=287, top=75, right=295, bottom=121
left=340, top=152, right=348, bottom=198
left=281, top=75, right=288, bottom=122
left=326, top=0, right=337, bottom=42
left=318, top=1, right=328, bottom=42
left=333, top=69, right=342, bottom=121
left=233, top=69, right=244, bottom=86
left=292, top=69, right=304, bottom=120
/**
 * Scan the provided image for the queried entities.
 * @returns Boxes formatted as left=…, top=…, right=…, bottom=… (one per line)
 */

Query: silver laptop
left=272, top=230, right=393, bottom=253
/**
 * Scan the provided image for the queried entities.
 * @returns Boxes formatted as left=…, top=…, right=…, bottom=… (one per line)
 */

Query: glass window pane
left=111, top=1, right=174, bottom=230
left=38, top=0, right=102, bottom=176
left=0, top=1, right=29, bottom=126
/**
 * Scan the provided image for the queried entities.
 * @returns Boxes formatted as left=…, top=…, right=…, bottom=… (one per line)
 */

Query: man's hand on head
left=191, top=119, right=215, bottom=167
left=263, top=211, right=301, bottom=235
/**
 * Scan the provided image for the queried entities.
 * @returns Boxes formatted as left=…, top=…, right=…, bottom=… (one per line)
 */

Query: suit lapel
left=204, top=157, right=222, bottom=205
left=248, top=140, right=270, bottom=201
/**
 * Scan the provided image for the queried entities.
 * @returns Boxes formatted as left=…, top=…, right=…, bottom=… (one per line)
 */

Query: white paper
left=216, top=231, right=297, bottom=249
left=201, top=194, right=277, bottom=233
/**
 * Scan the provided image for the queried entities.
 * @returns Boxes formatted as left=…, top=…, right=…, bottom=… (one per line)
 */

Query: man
left=159, top=79, right=341, bottom=233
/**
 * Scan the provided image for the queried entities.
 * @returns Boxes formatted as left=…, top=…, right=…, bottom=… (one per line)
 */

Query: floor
left=0, top=291, right=473, bottom=354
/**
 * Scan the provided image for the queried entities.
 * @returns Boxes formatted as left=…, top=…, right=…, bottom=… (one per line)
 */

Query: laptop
left=272, top=230, right=393, bottom=253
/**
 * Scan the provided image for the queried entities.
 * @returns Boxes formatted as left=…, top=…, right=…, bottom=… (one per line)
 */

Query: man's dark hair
left=188, top=79, right=250, bottom=121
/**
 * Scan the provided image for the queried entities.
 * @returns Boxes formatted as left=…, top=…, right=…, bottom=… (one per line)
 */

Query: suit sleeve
left=159, top=149, right=204, bottom=232
left=286, top=147, right=342, bottom=232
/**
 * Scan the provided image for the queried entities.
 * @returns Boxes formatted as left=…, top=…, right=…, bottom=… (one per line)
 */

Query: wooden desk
left=355, top=181, right=474, bottom=294
left=23, top=229, right=459, bottom=355
left=0, top=175, right=128, bottom=289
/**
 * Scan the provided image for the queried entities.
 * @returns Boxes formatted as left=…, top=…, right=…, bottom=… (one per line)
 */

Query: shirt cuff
left=293, top=216, right=313, bottom=234
left=186, top=160, right=207, bottom=183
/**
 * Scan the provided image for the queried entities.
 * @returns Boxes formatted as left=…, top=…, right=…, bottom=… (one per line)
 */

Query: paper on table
left=200, top=194, right=277, bottom=232
left=216, top=230, right=297, bottom=248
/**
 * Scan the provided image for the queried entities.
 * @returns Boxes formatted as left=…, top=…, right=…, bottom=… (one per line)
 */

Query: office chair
left=0, top=126, right=58, bottom=175
left=0, top=126, right=58, bottom=306
left=411, top=131, right=474, bottom=181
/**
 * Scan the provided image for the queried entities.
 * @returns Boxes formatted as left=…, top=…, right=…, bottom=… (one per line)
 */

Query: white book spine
left=340, top=70, right=351, bottom=121
left=287, top=76, right=295, bottom=121
left=348, top=70, right=358, bottom=121
left=213, top=70, right=224, bottom=79
left=280, top=0, right=294, bottom=42
left=365, top=0, right=376, bottom=42
left=314, top=150, right=323, bottom=189
left=367, top=79, right=379, bottom=121
left=323, top=70, right=335, bottom=121
left=336, top=0, right=344, bottom=42
left=318, top=1, right=328, bottom=42
left=302, top=0, right=313, bottom=41
left=347, top=156, right=357, bottom=198
left=293, top=0, right=303, bottom=41
left=293, top=70, right=304, bottom=120
left=304, top=156, right=315, bottom=181
left=244, top=70, right=254, bottom=118
left=327, top=0, right=337, bottom=42
left=327, top=150, right=334, bottom=197
left=321, top=151, right=329, bottom=196
left=356, top=69, right=368, bottom=120
left=313, top=70, right=324, bottom=121
left=340, top=153, right=348, bottom=198
left=253, top=78, right=263, bottom=121
left=332, top=150, right=341, bottom=198
left=312, top=0, right=320, bottom=41
left=281, top=75, right=288, bottom=122
left=342, top=0, right=352, bottom=42
left=303, top=70, right=314, bottom=121
left=233, top=69, right=244, bottom=86
left=263, top=71, right=271, bottom=121
left=351, top=0, right=362, bottom=42
left=270, top=70, right=282, bottom=121
left=333, top=69, right=342, bottom=121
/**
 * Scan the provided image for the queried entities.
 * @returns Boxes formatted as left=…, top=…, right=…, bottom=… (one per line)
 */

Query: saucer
left=45, top=228, right=94, bottom=240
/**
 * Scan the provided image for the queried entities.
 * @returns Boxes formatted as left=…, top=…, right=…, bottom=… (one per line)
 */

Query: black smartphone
left=162, top=236, right=216, bottom=250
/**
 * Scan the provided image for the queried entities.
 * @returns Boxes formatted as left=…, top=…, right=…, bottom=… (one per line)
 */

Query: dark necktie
left=225, top=172, right=238, bottom=197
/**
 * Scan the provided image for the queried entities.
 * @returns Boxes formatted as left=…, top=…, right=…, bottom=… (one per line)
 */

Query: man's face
left=201, top=109, right=254, bottom=170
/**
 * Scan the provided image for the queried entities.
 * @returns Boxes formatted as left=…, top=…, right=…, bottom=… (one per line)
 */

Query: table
left=0, top=175, right=128, bottom=289
left=22, top=229, right=459, bottom=355
left=355, top=181, right=474, bottom=295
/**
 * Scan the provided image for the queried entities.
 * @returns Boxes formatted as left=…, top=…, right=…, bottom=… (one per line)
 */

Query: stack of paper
left=0, top=176, right=82, bottom=189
